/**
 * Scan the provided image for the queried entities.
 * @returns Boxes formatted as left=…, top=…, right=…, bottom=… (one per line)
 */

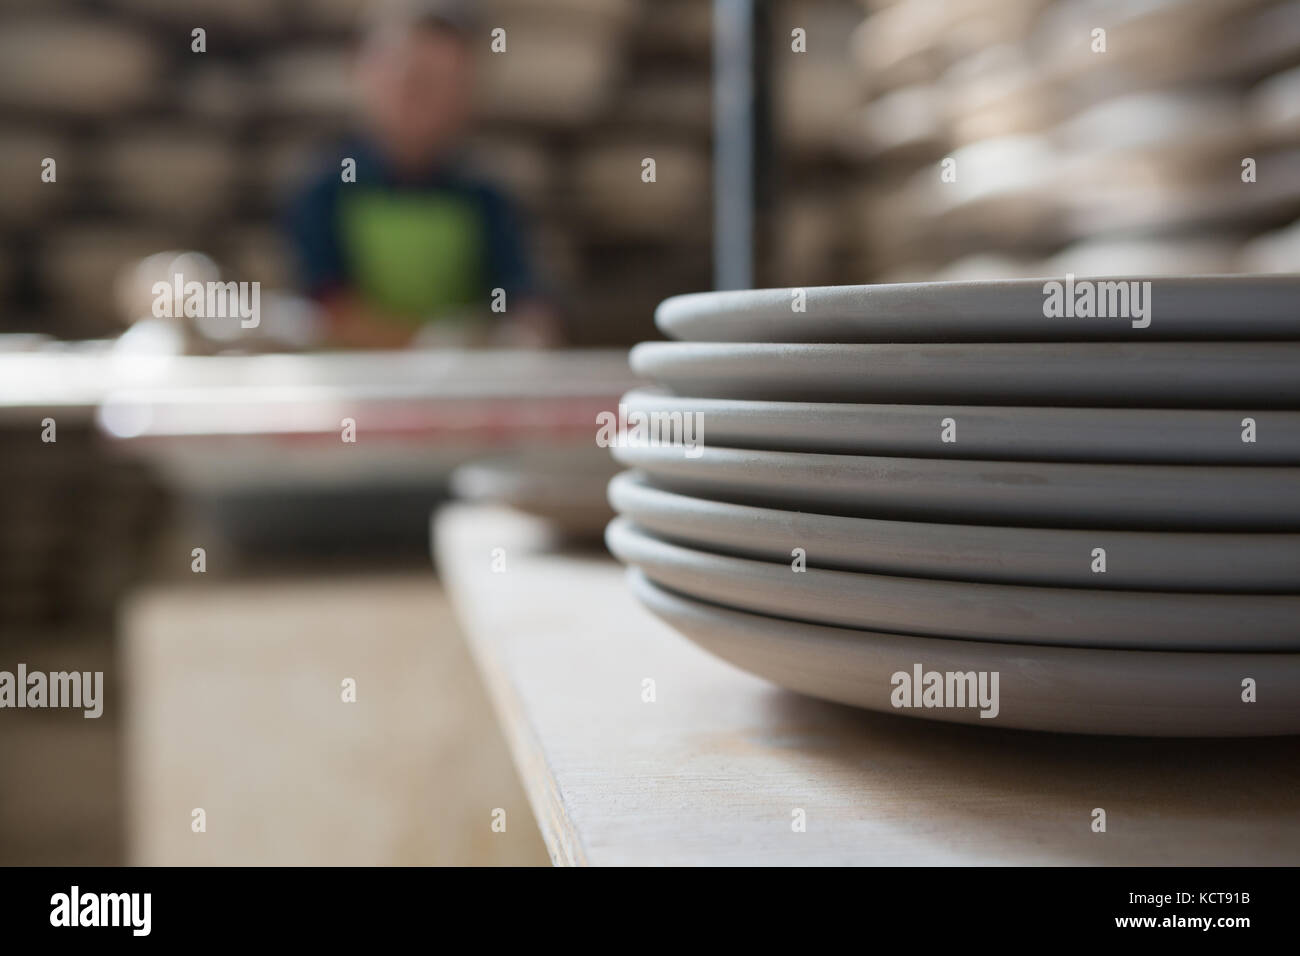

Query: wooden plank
left=435, top=503, right=1300, bottom=866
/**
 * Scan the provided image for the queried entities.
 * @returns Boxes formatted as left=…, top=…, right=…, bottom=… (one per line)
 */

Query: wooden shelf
left=435, top=503, right=1300, bottom=866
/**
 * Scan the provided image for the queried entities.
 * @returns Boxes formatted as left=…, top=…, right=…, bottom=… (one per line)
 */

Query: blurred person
left=285, top=0, right=559, bottom=349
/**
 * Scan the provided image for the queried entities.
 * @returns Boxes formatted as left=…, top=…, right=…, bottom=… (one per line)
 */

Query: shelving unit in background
left=0, top=0, right=719, bottom=344
left=833, top=0, right=1300, bottom=280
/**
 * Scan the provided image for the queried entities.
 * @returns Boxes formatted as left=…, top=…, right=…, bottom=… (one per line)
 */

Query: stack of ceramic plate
left=606, top=276, right=1300, bottom=736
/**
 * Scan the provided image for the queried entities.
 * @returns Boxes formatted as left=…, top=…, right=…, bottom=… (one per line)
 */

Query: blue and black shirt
left=284, top=138, right=537, bottom=322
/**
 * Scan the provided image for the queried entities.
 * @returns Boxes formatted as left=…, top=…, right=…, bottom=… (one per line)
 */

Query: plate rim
left=607, top=470, right=1300, bottom=591
left=606, top=517, right=1300, bottom=651
left=627, top=568, right=1300, bottom=737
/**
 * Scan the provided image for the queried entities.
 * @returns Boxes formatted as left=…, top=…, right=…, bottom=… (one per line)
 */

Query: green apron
left=338, top=190, right=486, bottom=321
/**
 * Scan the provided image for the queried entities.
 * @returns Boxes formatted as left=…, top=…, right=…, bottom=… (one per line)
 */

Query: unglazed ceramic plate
left=607, top=472, right=1300, bottom=591
left=610, top=443, right=1300, bottom=530
left=654, top=275, right=1300, bottom=342
left=629, top=341, right=1300, bottom=407
left=606, top=519, right=1300, bottom=651
left=627, top=569, right=1300, bottom=736
left=618, top=389, right=1300, bottom=463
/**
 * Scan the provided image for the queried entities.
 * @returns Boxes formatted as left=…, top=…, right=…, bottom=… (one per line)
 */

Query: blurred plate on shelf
left=1059, top=151, right=1300, bottom=239
left=0, top=18, right=159, bottom=114
left=450, top=447, right=618, bottom=538
left=103, top=129, right=239, bottom=220
left=843, top=86, right=947, bottom=162
left=574, top=140, right=709, bottom=238
left=1044, top=238, right=1241, bottom=278
left=630, top=341, right=1300, bottom=407
left=618, top=389, right=1300, bottom=462
left=475, top=26, right=622, bottom=124
left=1052, top=91, right=1247, bottom=162
left=607, top=472, right=1300, bottom=591
left=626, top=569, right=1300, bottom=736
left=926, top=254, right=1046, bottom=281
left=1239, top=220, right=1300, bottom=274
left=1250, top=65, right=1300, bottom=142
left=261, top=47, right=355, bottom=117
left=654, top=275, right=1300, bottom=342
left=611, top=443, right=1300, bottom=530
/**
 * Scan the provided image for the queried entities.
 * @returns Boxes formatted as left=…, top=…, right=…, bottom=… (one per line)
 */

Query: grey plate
left=630, top=341, right=1300, bottom=407
left=627, top=569, right=1300, bottom=736
left=610, top=443, right=1300, bottom=530
left=607, top=519, right=1300, bottom=651
left=450, top=447, right=619, bottom=537
left=655, top=275, right=1300, bottom=343
left=619, top=388, right=1300, bottom=463
left=607, top=472, right=1300, bottom=592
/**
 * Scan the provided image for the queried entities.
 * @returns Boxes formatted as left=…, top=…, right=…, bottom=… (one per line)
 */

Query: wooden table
left=435, top=504, right=1300, bottom=866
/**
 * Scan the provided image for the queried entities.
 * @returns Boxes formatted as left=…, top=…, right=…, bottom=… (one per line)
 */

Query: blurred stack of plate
left=101, top=127, right=239, bottom=223
left=474, top=0, right=637, bottom=125
left=260, top=46, right=357, bottom=120
left=840, top=0, right=1300, bottom=280
left=573, top=139, right=710, bottom=239
left=0, top=17, right=160, bottom=115
left=607, top=277, right=1300, bottom=736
